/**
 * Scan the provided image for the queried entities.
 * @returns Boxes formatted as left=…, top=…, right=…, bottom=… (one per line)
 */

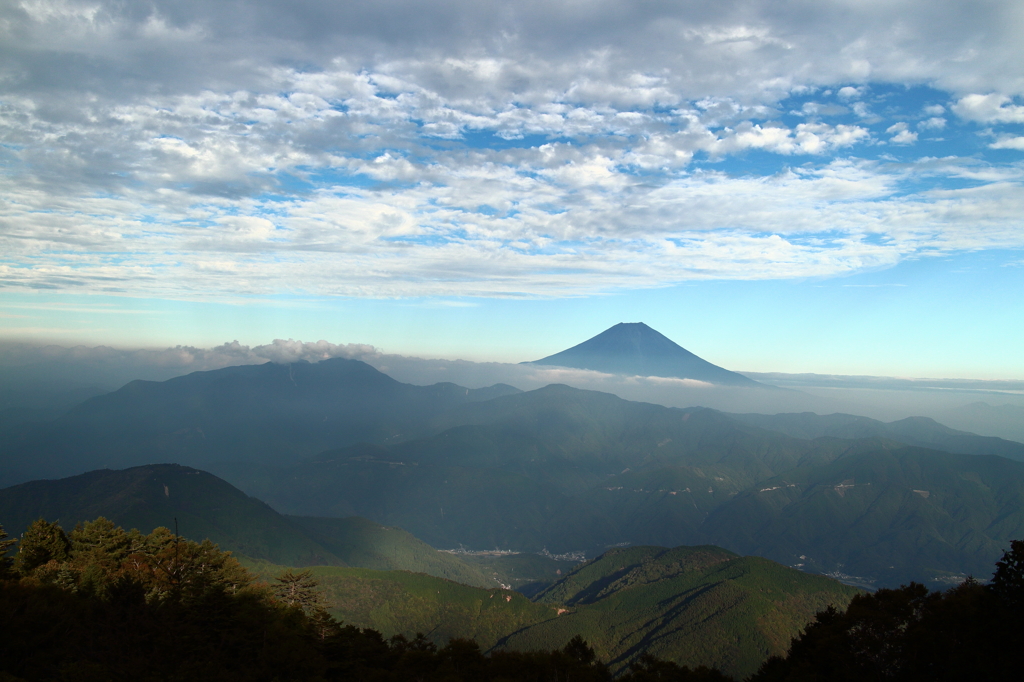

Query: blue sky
left=1, top=0, right=1023, bottom=379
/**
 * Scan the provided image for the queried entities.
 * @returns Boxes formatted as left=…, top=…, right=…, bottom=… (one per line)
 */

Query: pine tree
left=274, top=569, right=325, bottom=612
left=13, top=518, right=71, bottom=576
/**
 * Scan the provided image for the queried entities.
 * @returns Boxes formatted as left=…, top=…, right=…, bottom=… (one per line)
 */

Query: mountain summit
left=529, top=322, right=761, bottom=386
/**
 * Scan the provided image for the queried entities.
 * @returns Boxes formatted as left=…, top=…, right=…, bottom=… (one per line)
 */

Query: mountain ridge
left=0, top=357, right=521, bottom=485
left=0, top=464, right=495, bottom=587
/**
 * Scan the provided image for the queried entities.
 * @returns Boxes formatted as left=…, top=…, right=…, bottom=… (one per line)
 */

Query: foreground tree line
left=0, top=519, right=1021, bottom=681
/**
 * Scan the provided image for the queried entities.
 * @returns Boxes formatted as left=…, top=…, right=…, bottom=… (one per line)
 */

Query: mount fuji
left=529, top=322, right=764, bottom=387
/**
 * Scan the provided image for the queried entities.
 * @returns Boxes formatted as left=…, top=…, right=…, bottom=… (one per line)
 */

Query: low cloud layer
left=4, top=340, right=1023, bottom=437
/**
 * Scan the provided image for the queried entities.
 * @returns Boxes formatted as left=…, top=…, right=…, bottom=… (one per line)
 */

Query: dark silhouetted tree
left=622, top=653, right=735, bottom=681
left=0, top=522, right=15, bottom=579
left=991, top=539, right=1024, bottom=607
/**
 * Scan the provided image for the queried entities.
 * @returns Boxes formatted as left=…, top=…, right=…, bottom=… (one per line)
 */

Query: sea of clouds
left=3, top=338, right=1022, bottom=441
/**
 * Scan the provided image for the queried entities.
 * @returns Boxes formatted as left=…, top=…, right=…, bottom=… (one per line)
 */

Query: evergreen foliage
left=0, top=522, right=14, bottom=579
left=621, top=655, right=735, bottom=682
left=12, top=519, right=70, bottom=576
left=273, top=569, right=325, bottom=611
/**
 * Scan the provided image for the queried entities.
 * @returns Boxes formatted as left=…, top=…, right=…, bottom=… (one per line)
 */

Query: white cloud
left=952, top=94, right=1024, bottom=123
left=890, top=129, right=918, bottom=145
left=885, top=122, right=918, bottom=145
left=989, top=136, right=1024, bottom=150
left=837, top=86, right=862, bottom=101
left=918, top=117, right=946, bottom=130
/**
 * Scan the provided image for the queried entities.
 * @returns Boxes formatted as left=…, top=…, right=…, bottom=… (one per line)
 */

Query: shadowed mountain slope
left=0, top=464, right=340, bottom=567
left=699, top=447, right=1024, bottom=585
left=226, top=385, right=865, bottom=552
left=211, top=382, right=1024, bottom=584
left=0, top=358, right=520, bottom=485
left=528, top=322, right=762, bottom=386
left=0, top=464, right=493, bottom=585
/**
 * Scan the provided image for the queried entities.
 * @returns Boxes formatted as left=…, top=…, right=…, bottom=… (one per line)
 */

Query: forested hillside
left=2, top=517, right=1021, bottom=681
left=508, top=546, right=859, bottom=678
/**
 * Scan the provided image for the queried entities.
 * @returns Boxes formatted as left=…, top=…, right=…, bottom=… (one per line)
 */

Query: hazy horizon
left=3, top=333, right=1023, bottom=443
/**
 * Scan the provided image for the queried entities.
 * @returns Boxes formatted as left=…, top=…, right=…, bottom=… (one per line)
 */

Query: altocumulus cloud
left=1, top=0, right=1023, bottom=298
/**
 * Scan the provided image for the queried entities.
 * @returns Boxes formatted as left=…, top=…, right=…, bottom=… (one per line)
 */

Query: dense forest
left=1, top=518, right=1022, bottom=681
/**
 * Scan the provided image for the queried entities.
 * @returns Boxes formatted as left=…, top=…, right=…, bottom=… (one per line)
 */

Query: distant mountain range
left=939, top=401, right=1024, bottom=444
left=0, top=357, right=520, bottom=486
left=730, top=411, right=1024, bottom=461
left=3, top=349, right=1023, bottom=587
left=529, top=322, right=762, bottom=386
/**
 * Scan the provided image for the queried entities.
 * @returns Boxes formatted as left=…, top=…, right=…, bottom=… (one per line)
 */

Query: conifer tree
left=13, top=518, right=70, bottom=576
left=274, top=569, right=325, bottom=612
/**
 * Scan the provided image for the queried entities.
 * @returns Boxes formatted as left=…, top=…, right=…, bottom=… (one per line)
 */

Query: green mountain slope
left=501, top=545, right=860, bottom=679
left=286, top=515, right=493, bottom=588
left=248, top=563, right=561, bottom=650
